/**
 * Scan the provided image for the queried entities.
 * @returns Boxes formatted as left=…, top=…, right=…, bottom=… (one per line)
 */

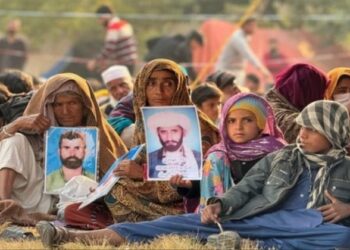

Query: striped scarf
left=295, top=100, right=350, bottom=208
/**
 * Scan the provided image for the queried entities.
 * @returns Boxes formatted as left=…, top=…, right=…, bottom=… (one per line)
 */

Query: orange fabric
left=325, top=67, right=350, bottom=100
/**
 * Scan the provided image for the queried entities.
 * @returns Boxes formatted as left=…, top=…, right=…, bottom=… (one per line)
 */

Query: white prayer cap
left=147, top=111, right=191, bottom=135
left=101, top=65, right=131, bottom=84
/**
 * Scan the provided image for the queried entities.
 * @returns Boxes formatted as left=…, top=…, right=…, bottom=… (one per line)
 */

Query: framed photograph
left=44, top=127, right=99, bottom=194
left=142, top=105, right=202, bottom=181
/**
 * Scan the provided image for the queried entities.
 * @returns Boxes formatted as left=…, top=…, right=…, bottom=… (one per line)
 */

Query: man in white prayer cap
left=147, top=111, right=201, bottom=180
left=100, top=65, right=133, bottom=116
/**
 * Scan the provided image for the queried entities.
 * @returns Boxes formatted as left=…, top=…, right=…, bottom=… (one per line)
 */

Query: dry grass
left=0, top=226, right=259, bottom=250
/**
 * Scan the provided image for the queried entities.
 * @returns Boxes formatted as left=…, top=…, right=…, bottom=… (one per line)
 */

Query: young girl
left=200, top=93, right=285, bottom=208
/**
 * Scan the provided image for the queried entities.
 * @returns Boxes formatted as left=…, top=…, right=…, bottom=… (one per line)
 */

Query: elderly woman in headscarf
left=37, top=100, right=350, bottom=250
left=265, top=63, right=328, bottom=143
left=0, top=73, right=127, bottom=223
left=105, top=59, right=220, bottom=223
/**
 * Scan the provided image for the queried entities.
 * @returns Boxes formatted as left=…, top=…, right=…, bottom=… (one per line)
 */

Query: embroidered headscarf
left=207, top=93, right=285, bottom=161
left=275, top=63, right=328, bottom=111
left=23, top=73, right=127, bottom=176
left=133, top=59, right=191, bottom=146
left=324, top=67, right=350, bottom=100
left=295, top=100, right=349, bottom=208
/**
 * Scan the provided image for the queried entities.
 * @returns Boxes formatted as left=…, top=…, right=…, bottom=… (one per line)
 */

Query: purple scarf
left=275, top=63, right=328, bottom=111
left=207, top=93, right=285, bottom=161
left=109, top=93, right=135, bottom=121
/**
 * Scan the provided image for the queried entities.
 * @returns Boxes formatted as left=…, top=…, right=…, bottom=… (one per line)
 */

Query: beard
left=60, top=156, right=83, bottom=169
left=160, top=136, right=183, bottom=152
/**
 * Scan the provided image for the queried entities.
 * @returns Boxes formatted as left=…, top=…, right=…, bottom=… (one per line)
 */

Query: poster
left=44, top=127, right=98, bottom=194
left=142, top=105, right=202, bottom=181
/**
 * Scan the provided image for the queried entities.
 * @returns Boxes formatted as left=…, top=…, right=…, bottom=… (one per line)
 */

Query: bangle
left=2, top=125, right=15, bottom=137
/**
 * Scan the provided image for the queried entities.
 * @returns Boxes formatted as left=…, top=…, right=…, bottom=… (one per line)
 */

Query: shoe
left=217, top=231, right=240, bottom=249
left=36, top=221, right=68, bottom=247
left=0, top=226, right=35, bottom=240
left=207, top=231, right=241, bottom=250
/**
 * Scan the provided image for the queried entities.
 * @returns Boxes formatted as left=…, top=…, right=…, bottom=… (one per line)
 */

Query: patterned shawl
left=324, top=67, right=350, bottom=100
left=275, top=63, right=328, bottom=111
left=108, top=59, right=219, bottom=222
left=23, top=73, right=127, bottom=176
left=272, top=100, right=349, bottom=208
left=265, top=88, right=301, bottom=144
left=109, top=93, right=135, bottom=121
left=207, top=93, right=285, bottom=161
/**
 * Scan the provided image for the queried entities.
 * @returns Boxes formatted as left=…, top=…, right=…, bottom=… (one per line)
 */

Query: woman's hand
left=11, top=113, right=51, bottom=134
left=201, top=202, right=222, bottom=224
left=317, top=190, right=350, bottom=223
left=113, top=160, right=143, bottom=180
left=169, top=174, right=192, bottom=189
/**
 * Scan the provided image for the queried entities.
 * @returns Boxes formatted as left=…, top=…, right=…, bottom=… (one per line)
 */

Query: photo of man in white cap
left=101, top=65, right=133, bottom=116
left=144, top=109, right=202, bottom=180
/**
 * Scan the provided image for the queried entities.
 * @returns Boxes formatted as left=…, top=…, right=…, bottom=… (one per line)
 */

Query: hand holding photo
left=142, top=106, right=202, bottom=181
left=44, top=127, right=99, bottom=194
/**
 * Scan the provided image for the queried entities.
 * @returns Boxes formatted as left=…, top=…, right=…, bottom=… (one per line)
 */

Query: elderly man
left=46, top=131, right=95, bottom=193
left=101, top=65, right=133, bottom=116
left=146, top=111, right=201, bottom=180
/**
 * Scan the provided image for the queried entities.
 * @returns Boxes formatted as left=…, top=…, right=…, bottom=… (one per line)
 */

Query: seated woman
left=0, top=73, right=127, bottom=215
left=38, top=100, right=350, bottom=249
left=92, top=59, right=219, bottom=224
left=200, top=93, right=285, bottom=209
left=191, top=82, right=223, bottom=125
left=265, top=63, right=328, bottom=143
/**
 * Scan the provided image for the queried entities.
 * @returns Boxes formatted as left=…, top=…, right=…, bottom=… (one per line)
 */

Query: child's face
left=226, top=109, right=261, bottom=144
left=299, top=127, right=332, bottom=154
left=199, top=97, right=222, bottom=123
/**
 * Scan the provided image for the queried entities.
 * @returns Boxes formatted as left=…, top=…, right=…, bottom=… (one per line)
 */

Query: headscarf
left=133, top=59, right=192, bottom=146
left=133, top=58, right=219, bottom=154
left=296, top=100, right=349, bottom=208
left=228, top=95, right=267, bottom=130
left=275, top=63, right=328, bottom=111
left=207, top=93, right=285, bottom=161
left=23, top=73, right=127, bottom=176
left=324, top=67, right=350, bottom=100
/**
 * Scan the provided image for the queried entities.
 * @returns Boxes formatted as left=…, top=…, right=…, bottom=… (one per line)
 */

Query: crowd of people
left=0, top=4, right=349, bottom=250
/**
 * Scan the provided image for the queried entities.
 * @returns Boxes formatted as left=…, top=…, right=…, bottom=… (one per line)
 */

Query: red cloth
left=64, top=202, right=114, bottom=230
left=275, top=63, right=328, bottom=111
